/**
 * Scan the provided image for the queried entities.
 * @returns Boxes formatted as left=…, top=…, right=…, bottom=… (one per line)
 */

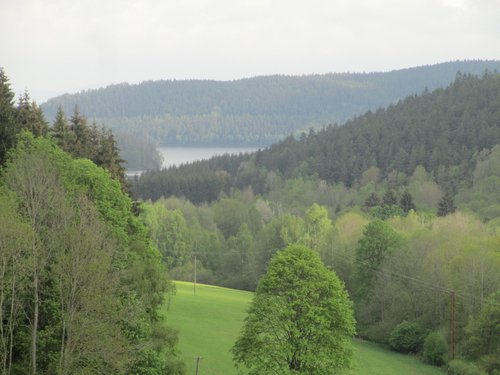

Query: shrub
left=389, top=321, right=426, bottom=354
left=448, top=359, right=487, bottom=375
left=423, top=331, right=447, bottom=366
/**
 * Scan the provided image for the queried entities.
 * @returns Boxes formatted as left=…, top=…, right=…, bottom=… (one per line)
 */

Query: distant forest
left=132, top=72, right=500, bottom=208
left=41, top=60, right=500, bottom=148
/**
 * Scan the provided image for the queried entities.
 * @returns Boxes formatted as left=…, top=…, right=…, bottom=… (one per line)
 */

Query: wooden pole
left=194, top=254, right=197, bottom=296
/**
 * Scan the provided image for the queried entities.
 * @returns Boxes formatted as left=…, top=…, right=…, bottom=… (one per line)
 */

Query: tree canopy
left=232, top=244, right=355, bottom=374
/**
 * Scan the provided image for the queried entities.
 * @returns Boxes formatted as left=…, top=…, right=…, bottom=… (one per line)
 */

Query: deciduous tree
left=232, top=244, right=355, bottom=374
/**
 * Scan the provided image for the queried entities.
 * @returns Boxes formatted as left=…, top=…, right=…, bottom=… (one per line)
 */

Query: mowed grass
left=163, top=281, right=444, bottom=375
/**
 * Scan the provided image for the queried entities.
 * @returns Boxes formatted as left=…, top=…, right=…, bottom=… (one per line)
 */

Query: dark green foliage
left=51, top=107, right=127, bottom=188
left=132, top=73, right=500, bottom=203
left=438, top=192, right=457, bottom=216
left=0, top=69, right=48, bottom=166
left=423, top=332, right=447, bottom=366
left=41, top=61, right=500, bottom=147
left=400, top=189, right=416, bottom=213
left=383, top=189, right=398, bottom=206
left=232, top=244, right=355, bottom=374
left=0, top=68, right=17, bottom=165
left=389, top=321, right=426, bottom=354
left=364, top=192, right=381, bottom=209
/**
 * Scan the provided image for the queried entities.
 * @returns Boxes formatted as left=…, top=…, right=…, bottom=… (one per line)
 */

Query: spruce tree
left=0, top=68, right=17, bottom=165
left=437, top=192, right=456, bottom=216
left=51, top=106, right=73, bottom=151
left=69, top=107, right=90, bottom=158
left=364, top=192, right=381, bottom=210
left=382, top=189, right=398, bottom=206
left=400, top=189, right=416, bottom=213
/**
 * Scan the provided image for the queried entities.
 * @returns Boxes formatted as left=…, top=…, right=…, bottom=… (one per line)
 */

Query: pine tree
left=437, top=192, right=456, bottom=216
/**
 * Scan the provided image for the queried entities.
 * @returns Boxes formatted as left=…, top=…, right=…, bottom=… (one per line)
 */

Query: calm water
left=126, top=146, right=259, bottom=176
left=158, top=146, right=259, bottom=168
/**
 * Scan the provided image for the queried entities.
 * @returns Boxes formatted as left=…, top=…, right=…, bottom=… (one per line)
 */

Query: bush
left=448, top=359, right=487, bottom=375
left=423, top=331, right=448, bottom=366
left=389, top=321, right=426, bottom=354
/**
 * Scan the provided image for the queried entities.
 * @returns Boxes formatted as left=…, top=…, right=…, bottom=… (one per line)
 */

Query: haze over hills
left=41, top=60, right=500, bottom=147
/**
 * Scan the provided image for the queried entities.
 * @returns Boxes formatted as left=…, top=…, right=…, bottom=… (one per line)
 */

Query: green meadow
left=164, top=281, right=444, bottom=375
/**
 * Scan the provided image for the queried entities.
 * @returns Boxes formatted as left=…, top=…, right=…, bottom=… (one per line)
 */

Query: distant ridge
left=41, top=60, right=500, bottom=146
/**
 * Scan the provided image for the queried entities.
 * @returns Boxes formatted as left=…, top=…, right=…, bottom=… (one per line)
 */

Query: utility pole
left=194, top=356, right=202, bottom=375
left=449, top=290, right=456, bottom=361
left=193, top=254, right=197, bottom=296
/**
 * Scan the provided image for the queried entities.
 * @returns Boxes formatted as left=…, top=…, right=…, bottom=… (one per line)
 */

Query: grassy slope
left=164, top=281, right=444, bottom=375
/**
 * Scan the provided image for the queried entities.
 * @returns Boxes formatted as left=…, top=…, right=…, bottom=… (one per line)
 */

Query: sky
left=1, top=0, right=500, bottom=103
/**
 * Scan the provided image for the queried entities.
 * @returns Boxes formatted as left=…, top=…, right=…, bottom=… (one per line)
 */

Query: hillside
left=41, top=60, right=500, bottom=147
left=132, top=72, right=500, bottom=204
left=166, top=282, right=444, bottom=375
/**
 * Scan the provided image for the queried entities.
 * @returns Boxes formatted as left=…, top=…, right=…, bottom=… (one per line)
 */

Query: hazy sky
left=1, top=0, right=499, bottom=103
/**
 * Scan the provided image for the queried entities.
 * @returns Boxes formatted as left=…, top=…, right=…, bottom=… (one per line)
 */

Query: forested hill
left=132, top=72, right=500, bottom=202
left=41, top=60, right=500, bottom=146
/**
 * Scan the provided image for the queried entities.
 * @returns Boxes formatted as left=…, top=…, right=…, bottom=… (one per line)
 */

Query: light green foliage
left=303, top=203, right=333, bottom=252
left=142, top=203, right=192, bottom=268
left=448, top=359, right=487, bottom=375
left=233, top=244, right=355, bottom=374
left=0, top=133, right=182, bottom=374
left=355, top=219, right=402, bottom=298
left=213, top=198, right=249, bottom=238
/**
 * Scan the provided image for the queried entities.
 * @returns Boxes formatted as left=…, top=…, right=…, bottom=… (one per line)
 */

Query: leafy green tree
left=355, top=220, right=402, bottom=298
left=389, top=321, right=426, bottom=354
left=232, top=244, right=355, bottom=375
left=304, top=203, right=332, bottom=253
left=423, top=332, right=447, bottom=366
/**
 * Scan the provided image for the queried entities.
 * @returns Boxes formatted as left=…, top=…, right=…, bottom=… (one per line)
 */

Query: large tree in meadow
left=232, top=244, right=355, bottom=375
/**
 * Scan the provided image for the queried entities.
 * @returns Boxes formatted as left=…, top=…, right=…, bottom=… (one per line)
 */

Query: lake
left=126, top=146, right=259, bottom=176
left=158, top=146, right=259, bottom=168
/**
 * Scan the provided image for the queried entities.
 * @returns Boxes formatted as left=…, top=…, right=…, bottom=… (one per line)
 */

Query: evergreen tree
left=16, top=91, right=48, bottom=137
left=364, top=192, right=381, bottom=210
left=96, top=129, right=127, bottom=187
left=437, top=192, right=456, bottom=216
left=69, top=107, right=90, bottom=158
left=399, top=189, right=416, bottom=213
left=51, top=106, right=73, bottom=151
left=382, top=189, right=398, bottom=206
left=0, top=68, right=17, bottom=165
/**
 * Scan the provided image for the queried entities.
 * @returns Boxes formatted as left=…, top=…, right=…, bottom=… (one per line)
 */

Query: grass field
left=163, top=281, right=444, bottom=375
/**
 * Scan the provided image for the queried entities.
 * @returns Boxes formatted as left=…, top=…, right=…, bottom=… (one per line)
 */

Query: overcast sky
left=1, top=0, right=499, bottom=103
